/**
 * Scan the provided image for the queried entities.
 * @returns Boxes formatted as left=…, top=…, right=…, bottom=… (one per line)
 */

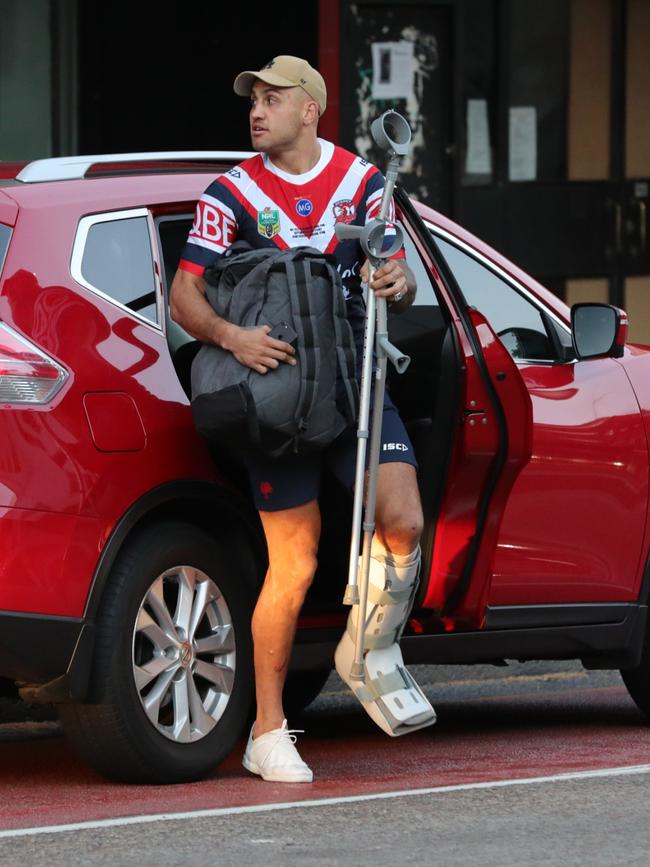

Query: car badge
left=257, top=207, right=281, bottom=239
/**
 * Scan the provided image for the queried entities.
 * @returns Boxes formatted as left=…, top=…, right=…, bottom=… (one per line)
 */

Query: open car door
left=420, top=305, right=533, bottom=628
left=398, top=193, right=533, bottom=629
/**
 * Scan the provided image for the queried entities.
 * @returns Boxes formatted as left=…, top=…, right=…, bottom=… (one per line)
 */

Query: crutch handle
left=377, top=333, right=411, bottom=373
left=335, top=223, right=363, bottom=242
left=335, top=219, right=404, bottom=261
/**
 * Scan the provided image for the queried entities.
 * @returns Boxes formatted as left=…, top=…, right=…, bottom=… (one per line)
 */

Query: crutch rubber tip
left=343, top=585, right=360, bottom=605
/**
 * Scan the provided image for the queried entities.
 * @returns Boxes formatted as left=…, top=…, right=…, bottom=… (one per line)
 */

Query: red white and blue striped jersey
left=179, top=139, right=403, bottom=348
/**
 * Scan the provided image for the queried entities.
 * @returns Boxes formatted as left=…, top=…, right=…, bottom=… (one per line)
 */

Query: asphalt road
left=0, top=661, right=649, bottom=866
left=5, top=773, right=647, bottom=867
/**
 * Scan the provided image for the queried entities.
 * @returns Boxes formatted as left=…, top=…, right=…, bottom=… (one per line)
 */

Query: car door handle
left=464, top=408, right=488, bottom=426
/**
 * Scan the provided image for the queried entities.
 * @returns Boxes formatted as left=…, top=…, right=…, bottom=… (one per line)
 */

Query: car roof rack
left=15, top=151, right=254, bottom=183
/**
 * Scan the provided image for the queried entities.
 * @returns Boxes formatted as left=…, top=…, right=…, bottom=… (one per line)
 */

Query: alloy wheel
left=131, top=566, right=236, bottom=743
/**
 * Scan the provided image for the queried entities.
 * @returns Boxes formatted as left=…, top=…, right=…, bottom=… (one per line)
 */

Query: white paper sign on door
left=509, top=106, right=537, bottom=181
left=371, top=41, right=415, bottom=100
left=465, top=99, right=491, bottom=175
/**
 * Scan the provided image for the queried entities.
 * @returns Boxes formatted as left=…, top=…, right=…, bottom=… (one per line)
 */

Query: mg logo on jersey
left=295, top=198, right=313, bottom=218
left=258, top=207, right=280, bottom=239
left=333, top=199, right=356, bottom=224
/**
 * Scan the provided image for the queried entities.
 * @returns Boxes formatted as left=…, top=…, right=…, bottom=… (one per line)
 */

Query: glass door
left=458, top=0, right=650, bottom=343
left=621, top=0, right=650, bottom=342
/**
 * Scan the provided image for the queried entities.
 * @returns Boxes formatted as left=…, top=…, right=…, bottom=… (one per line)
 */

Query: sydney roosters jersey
left=179, top=139, right=402, bottom=348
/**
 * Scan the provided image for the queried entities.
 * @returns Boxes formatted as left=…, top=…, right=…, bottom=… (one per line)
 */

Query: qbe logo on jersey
left=295, top=198, right=313, bottom=218
left=191, top=201, right=236, bottom=250
left=257, top=207, right=280, bottom=239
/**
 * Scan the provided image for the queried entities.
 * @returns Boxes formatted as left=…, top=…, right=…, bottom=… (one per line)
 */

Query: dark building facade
left=2, top=0, right=649, bottom=338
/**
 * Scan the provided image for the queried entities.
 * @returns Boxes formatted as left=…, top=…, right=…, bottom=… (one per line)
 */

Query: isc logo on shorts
left=382, top=443, right=409, bottom=452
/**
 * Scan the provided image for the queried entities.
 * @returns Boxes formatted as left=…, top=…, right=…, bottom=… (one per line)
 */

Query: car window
left=80, top=216, right=158, bottom=324
left=402, top=228, right=438, bottom=307
left=157, top=216, right=193, bottom=293
left=434, top=235, right=556, bottom=361
left=0, top=224, right=11, bottom=276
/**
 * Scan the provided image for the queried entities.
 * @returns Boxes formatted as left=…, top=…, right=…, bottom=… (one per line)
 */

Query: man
left=170, top=56, right=434, bottom=784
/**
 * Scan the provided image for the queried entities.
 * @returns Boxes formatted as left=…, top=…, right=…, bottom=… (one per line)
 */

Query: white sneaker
left=242, top=719, right=313, bottom=783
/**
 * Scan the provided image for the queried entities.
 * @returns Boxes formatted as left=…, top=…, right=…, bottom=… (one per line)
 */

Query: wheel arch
left=84, top=480, right=267, bottom=623
left=21, top=481, right=266, bottom=705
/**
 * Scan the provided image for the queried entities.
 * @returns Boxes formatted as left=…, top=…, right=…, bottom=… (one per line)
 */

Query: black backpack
left=190, top=243, right=359, bottom=457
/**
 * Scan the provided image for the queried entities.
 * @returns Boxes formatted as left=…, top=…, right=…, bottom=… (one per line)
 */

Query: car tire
left=282, top=668, right=331, bottom=717
left=621, top=627, right=650, bottom=720
left=59, top=520, right=255, bottom=784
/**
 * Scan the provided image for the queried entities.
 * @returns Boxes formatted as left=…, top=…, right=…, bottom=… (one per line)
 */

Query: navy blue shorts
left=242, top=396, right=417, bottom=512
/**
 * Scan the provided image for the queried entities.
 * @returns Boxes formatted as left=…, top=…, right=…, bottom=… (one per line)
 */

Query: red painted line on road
left=0, top=685, right=646, bottom=832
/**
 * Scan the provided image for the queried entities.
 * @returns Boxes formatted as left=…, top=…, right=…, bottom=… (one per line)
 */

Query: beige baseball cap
left=234, top=55, right=327, bottom=115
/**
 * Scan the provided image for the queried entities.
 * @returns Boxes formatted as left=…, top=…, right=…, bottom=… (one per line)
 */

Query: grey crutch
left=334, top=111, right=437, bottom=736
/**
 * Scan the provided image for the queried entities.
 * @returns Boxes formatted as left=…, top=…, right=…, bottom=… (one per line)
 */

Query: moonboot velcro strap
left=367, top=584, right=413, bottom=605
left=347, top=620, right=399, bottom=651
left=354, top=666, right=414, bottom=703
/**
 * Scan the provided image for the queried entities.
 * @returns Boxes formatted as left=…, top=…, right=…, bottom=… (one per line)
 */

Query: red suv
left=1, top=153, right=649, bottom=784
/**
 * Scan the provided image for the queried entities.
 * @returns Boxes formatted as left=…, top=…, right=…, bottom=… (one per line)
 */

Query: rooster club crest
left=332, top=199, right=356, bottom=224
left=257, top=207, right=280, bottom=239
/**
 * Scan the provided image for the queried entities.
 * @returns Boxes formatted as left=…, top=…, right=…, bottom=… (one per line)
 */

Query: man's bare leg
left=252, top=499, right=321, bottom=737
left=374, top=461, right=423, bottom=552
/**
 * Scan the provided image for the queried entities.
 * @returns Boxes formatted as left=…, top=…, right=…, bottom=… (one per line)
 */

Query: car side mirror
left=571, top=303, right=628, bottom=359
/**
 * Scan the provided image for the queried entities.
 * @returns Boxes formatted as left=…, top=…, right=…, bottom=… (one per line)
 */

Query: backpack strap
left=326, top=258, right=358, bottom=424
left=283, top=254, right=321, bottom=451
